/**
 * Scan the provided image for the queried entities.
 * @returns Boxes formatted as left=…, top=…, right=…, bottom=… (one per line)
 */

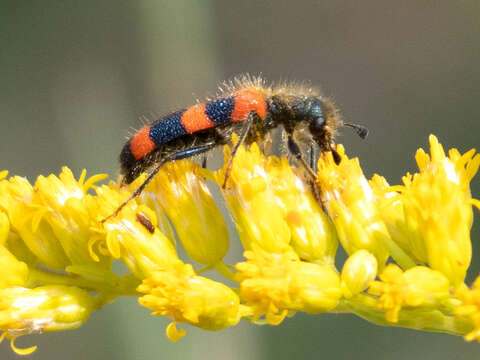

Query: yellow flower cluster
left=0, top=134, right=478, bottom=355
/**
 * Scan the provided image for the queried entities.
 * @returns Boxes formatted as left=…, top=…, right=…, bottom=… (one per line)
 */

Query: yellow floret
left=213, top=141, right=338, bottom=265
left=316, top=146, right=393, bottom=268
left=138, top=263, right=241, bottom=338
left=235, top=248, right=341, bottom=324
left=146, top=161, right=230, bottom=267
left=396, top=135, right=478, bottom=286
left=368, top=264, right=450, bottom=323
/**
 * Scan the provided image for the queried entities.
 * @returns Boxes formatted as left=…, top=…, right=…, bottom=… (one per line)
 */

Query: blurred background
left=1, top=1, right=479, bottom=359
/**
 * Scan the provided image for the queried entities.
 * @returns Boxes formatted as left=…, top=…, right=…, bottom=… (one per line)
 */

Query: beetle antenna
left=344, top=123, right=369, bottom=139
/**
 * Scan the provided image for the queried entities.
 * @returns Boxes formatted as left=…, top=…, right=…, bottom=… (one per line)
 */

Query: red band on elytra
left=130, top=125, right=155, bottom=160
left=231, top=89, right=267, bottom=122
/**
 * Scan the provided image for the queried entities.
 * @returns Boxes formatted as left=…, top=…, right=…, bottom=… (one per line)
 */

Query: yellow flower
left=455, top=276, right=480, bottom=341
left=94, top=184, right=181, bottom=279
left=213, top=142, right=337, bottom=265
left=0, top=285, right=96, bottom=355
left=235, top=248, right=341, bottom=325
left=316, top=146, right=392, bottom=267
left=395, top=135, right=479, bottom=286
left=214, top=143, right=291, bottom=253
left=145, top=161, right=230, bottom=267
left=138, top=263, right=241, bottom=340
left=33, top=168, right=111, bottom=267
left=0, top=174, right=69, bottom=269
left=261, top=155, right=338, bottom=266
left=0, top=168, right=111, bottom=270
left=369, top=174, right=425, bottom=263
left=368, top=264, right=450, bottom=323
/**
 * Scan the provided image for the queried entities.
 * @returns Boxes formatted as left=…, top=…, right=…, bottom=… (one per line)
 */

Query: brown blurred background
left=1, top=1, right=479, bottom=359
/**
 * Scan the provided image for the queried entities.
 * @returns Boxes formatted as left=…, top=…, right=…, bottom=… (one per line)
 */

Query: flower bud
left=341, top=250, right=377, bottom=297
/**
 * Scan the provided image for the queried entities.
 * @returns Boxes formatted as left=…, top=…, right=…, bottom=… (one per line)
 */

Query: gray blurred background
left=1, top=1, right=479, bottom=359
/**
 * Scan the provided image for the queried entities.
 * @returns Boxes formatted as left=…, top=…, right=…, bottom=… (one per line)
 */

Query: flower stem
left=27, top=268, right=140, bottom=298
left=337, top=294, right=473, bottom=336
left=214, top=262, right=237, bottom=282
left=381, top=235, right=416, bottom=270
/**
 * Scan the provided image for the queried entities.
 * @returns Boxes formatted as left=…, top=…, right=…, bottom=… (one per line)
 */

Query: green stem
left=27, top=268, right=140, bottom=298
left=380, top=234, right=416, bottom=270
left=336, top=294, right=473, bottom=336
left=214, top=261, right=237, bottom=282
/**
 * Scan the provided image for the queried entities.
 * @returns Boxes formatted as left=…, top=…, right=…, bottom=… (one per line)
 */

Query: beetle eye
left=310, top=116, right=326, bottom=133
